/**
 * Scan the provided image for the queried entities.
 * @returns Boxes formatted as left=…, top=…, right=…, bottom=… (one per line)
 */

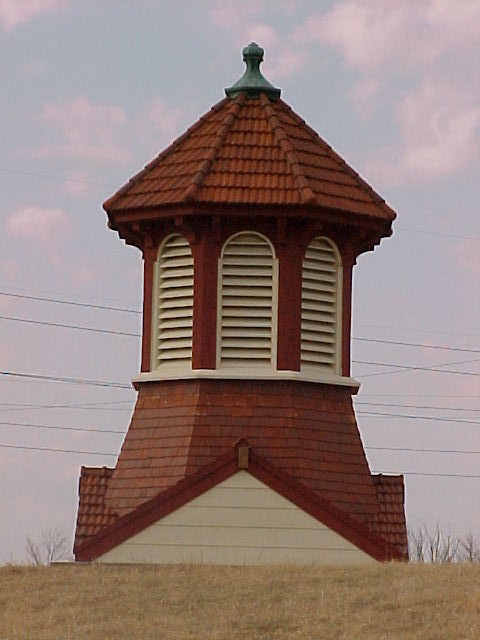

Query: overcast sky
left=0, top=0, right=479, bottom=562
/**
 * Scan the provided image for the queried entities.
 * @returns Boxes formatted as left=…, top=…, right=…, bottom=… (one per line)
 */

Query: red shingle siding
left=103, top=379, right=380, bottom=524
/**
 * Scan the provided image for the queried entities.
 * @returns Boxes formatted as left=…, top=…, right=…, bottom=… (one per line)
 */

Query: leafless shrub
left=408, top=525, right=479, bottom=563
left=25, top=528, right=71, bottom=565
left=460, top=533, right=480, bottom=562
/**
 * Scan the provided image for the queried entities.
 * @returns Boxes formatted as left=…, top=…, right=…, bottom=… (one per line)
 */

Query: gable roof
left=104, top=91, right=395, bottom=225
left=75, top=444, right=405, bottom=562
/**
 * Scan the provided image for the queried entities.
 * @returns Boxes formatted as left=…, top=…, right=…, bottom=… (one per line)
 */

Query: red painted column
left=276, top=240, right=302, bottom=371
left=140, top=245, right=157, bottom=372
left=191, top=236, right=220, bottom=369
left=341, top=254, right=354, bottom=378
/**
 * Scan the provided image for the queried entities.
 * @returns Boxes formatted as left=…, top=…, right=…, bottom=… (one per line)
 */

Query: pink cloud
left=0, top=258, right=21, bottom=282
left=350, top=77, right=380, bottom=117
left=209, top=2, right=307, bottom=82
left=295, top=1, right=474, bottom=73
left=210, top=0, right=265, bottom=29
left=136, top=97, right=184, bottom=153
left=456, top=239, right=480, bottom=278
left=34, top=97, right=131, bottom=165
left=5, top=206, right=72, bottom=247
left=63, top=169, right=91, bottom=197
left=0, top=0, right=67, bottom=32
left=365, top=80, right=480, bottom=185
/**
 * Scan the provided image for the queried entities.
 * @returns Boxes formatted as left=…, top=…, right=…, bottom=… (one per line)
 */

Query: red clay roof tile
left=73, top=466, right=117, bottom=550
left=371, top=474, right=408, bottom=557
left=104, top=92, right=395, bottom=222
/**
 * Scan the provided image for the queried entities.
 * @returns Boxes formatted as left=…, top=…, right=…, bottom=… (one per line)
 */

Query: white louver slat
left=301, top=238, right=341, bottom=373
left=155, top=235, right=194, bottom=367
left=219, top=233, right=275, bottom=368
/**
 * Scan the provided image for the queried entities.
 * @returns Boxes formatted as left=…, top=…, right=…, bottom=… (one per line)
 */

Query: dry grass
left=0, top=563, right=479, bottom=639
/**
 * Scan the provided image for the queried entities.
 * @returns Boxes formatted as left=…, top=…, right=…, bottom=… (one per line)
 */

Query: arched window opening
left=153, top=234, right=194, bottom=369
left=218, top=232, right=277, bottom=368
left=301, top=237, right=342, bottom=374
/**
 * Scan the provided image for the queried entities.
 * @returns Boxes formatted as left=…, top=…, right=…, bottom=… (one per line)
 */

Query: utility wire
left=0, top=292, right=141, bottom=314
left=355, top=401, right=480, bottom=413
left=356, top=410, right=479, bottom=425
left=0, top=167, right=112, bottom=187
left=2, top=292, right=480, bottom=362
left=370, top=470, right=480, bottom=478
left=353, top=337, right=480, bottom=354
left=0, top=315, right=141, bottom=337
left=0, top=443, right=116, bottom=456
left=2, top=421, right=476, bottom=455
left=0, top=420, right=125, bottom=434
left=0, top=371, right=131, bottom=389
left=0, top=443, right=478, bottom=475
left=354, top=357, right=480, bottom=378
left=365, top=446, right=479, bottom=455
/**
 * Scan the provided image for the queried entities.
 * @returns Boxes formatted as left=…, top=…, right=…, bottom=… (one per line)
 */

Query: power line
left=354, top=357, right=480, bottom=378
left=2, top=421, right=475, bottom=454
left=0, top=420, right=125, bottom=434
left=371, top=470, right=480, bottom=478
left=0, top=167, right=112, bottom=187
left=365, top=446, right=479, bottom=455
left=0, top=400, right=133, bottom=413
left=0, top=371, right=131, bottom=389
left=357, top=410, right=478, bottom=425
left=360, top=394, right=479, bottom=398
left=0, top=443, right=478, bottom=476
left=356, top=322, right=480, bottom=340
left=355, top=401, right=480, bottom=413
left=0, top=292, right=141, bottom=314
left=400, top=226, right=479, bottom=241
left=2, top=290, right=479, bottom=358
left=0, top=315, right=141, bottom=337
left=0, top=443, right=116, bottom=456
left=353, top=337, right=480, bottom=354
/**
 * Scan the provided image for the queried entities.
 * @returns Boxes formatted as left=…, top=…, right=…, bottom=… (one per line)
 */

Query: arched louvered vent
left=154, top=234, right=194, bottom=369
left=301, top=237, right=341, bottom=373
left=218, top=232, right=276, bottom=368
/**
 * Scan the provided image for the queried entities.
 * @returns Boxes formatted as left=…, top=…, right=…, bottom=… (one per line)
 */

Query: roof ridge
left=282, top=103, right=395, bottom=215
left=260, top=93, right=317, bottom=205
left=183, top=93, right=246, bottom=202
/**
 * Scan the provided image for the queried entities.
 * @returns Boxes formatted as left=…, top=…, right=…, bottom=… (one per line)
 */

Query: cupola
left=104, top=42, right=394, bottom=388
left=74, top=45, right=407, bottom=565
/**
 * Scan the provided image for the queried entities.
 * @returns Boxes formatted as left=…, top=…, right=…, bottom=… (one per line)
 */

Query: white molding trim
left=132, top=368, right=360, bottom=390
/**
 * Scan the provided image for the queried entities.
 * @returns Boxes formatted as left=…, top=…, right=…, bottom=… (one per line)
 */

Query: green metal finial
left=225, top=42, right=281, bottom=100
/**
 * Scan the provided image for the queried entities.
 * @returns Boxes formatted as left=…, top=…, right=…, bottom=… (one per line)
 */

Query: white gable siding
left=99, top=472, right=374, bottom=565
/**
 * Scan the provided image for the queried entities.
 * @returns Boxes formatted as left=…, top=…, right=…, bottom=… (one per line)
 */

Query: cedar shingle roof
left=104, top=92, right=395, bottom=222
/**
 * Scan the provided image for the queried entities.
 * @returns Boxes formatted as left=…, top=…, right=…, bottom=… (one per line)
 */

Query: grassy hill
left=1, top=563, right=479, bottom=639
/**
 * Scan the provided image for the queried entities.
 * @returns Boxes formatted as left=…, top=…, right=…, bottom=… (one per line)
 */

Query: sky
left=0, top=0, right=479, bottom=563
